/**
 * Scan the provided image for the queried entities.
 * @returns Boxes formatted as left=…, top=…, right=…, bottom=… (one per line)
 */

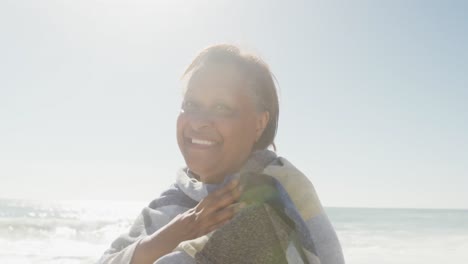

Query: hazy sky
left=1, top=0, right=467, bottom=209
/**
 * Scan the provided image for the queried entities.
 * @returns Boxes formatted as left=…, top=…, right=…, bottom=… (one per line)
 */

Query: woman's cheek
left=176, top=114, right=187, bottom=148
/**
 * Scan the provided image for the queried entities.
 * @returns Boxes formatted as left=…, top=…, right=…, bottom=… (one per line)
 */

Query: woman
left=99, top=44, right=344, bottom=264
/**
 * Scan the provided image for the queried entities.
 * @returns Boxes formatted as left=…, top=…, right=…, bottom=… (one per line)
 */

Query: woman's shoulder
left=265, top=156, right=306, bottom=178
left=265, top=155, right=324, bottom=220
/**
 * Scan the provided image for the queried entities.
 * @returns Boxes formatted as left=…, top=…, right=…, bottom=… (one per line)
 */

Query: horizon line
left=1, top=197, right=467, bottom=211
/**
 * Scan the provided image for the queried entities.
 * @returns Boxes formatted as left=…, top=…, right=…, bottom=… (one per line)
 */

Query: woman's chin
left=187, top=165, right=225, bottom=183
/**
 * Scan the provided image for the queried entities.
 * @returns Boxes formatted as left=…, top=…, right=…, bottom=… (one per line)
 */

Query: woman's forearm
left=130, top=224, right=182, bottom=264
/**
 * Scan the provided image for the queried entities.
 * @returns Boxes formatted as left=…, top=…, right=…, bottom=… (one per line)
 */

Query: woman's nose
left=188, top=111, right=214, bottom=131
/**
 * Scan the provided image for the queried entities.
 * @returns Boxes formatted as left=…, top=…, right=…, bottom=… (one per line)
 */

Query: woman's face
left=177, top=64, right=269, bottom=183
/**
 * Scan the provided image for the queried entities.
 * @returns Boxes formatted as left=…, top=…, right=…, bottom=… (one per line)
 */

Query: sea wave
left=0, top=216, right=131, bottom=242
left=0, top=199, right=142, bottom=244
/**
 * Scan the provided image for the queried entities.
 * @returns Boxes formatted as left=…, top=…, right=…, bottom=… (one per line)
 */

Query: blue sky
left=1, top=0, right=467, bottom=209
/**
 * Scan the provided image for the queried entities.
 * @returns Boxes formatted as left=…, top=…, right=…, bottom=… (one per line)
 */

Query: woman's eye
left=181, top=101, right=236, bottom=118
left=213, top=104, right=235, bottom=117
left=214, top=104, right=231, bottom=112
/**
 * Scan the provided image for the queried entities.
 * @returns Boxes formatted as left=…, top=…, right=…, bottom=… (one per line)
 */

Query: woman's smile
left=185, top=136, right=220, bottom=149
left=190, top=138, right=217, bottom=146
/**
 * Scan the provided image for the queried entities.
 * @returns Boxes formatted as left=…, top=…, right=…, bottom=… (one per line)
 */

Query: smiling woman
left=98, top=44, right=344, bottom=264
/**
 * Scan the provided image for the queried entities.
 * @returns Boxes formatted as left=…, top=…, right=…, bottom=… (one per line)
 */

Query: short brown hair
left=182, top=44, right=279, bottom=150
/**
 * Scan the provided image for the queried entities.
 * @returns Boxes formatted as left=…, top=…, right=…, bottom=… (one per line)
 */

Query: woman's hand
left=131, top=179, right=242, bottom=264
left=170, top=178, right=243, bottom=241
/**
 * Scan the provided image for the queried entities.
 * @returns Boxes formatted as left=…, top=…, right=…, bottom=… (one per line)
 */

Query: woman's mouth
left=191, top=138, right=216, bottom=146
left=186, top=137, right=219, bottom=149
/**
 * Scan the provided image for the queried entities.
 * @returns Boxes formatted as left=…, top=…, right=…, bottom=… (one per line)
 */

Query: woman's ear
left=255, top=111, right=270, bottom=142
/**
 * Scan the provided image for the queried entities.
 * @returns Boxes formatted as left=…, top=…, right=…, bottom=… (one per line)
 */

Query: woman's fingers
left=213, top=178, right=240, bottom=197
left=210, top=186, right=241, bottom=213
left=187, top=179, right=245, bottom=238
left=197, top=179, right=241, bottom=214
left=205, top=218, right=230, bottom=234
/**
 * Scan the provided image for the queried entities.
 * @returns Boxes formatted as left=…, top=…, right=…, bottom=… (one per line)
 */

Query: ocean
left=1, top=199, right=467, bottom=264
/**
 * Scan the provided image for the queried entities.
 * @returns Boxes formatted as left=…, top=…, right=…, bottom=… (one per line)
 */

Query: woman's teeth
left=191, top=138, right=216, bottom=146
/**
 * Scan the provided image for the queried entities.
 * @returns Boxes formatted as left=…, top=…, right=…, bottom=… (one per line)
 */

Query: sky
left=1, top=0, right=467, bottom=209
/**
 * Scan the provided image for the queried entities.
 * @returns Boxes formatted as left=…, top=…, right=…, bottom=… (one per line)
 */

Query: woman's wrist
left=131, top=221, right=184, bottom=264
left=151, top=221, right=186, bottom=249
